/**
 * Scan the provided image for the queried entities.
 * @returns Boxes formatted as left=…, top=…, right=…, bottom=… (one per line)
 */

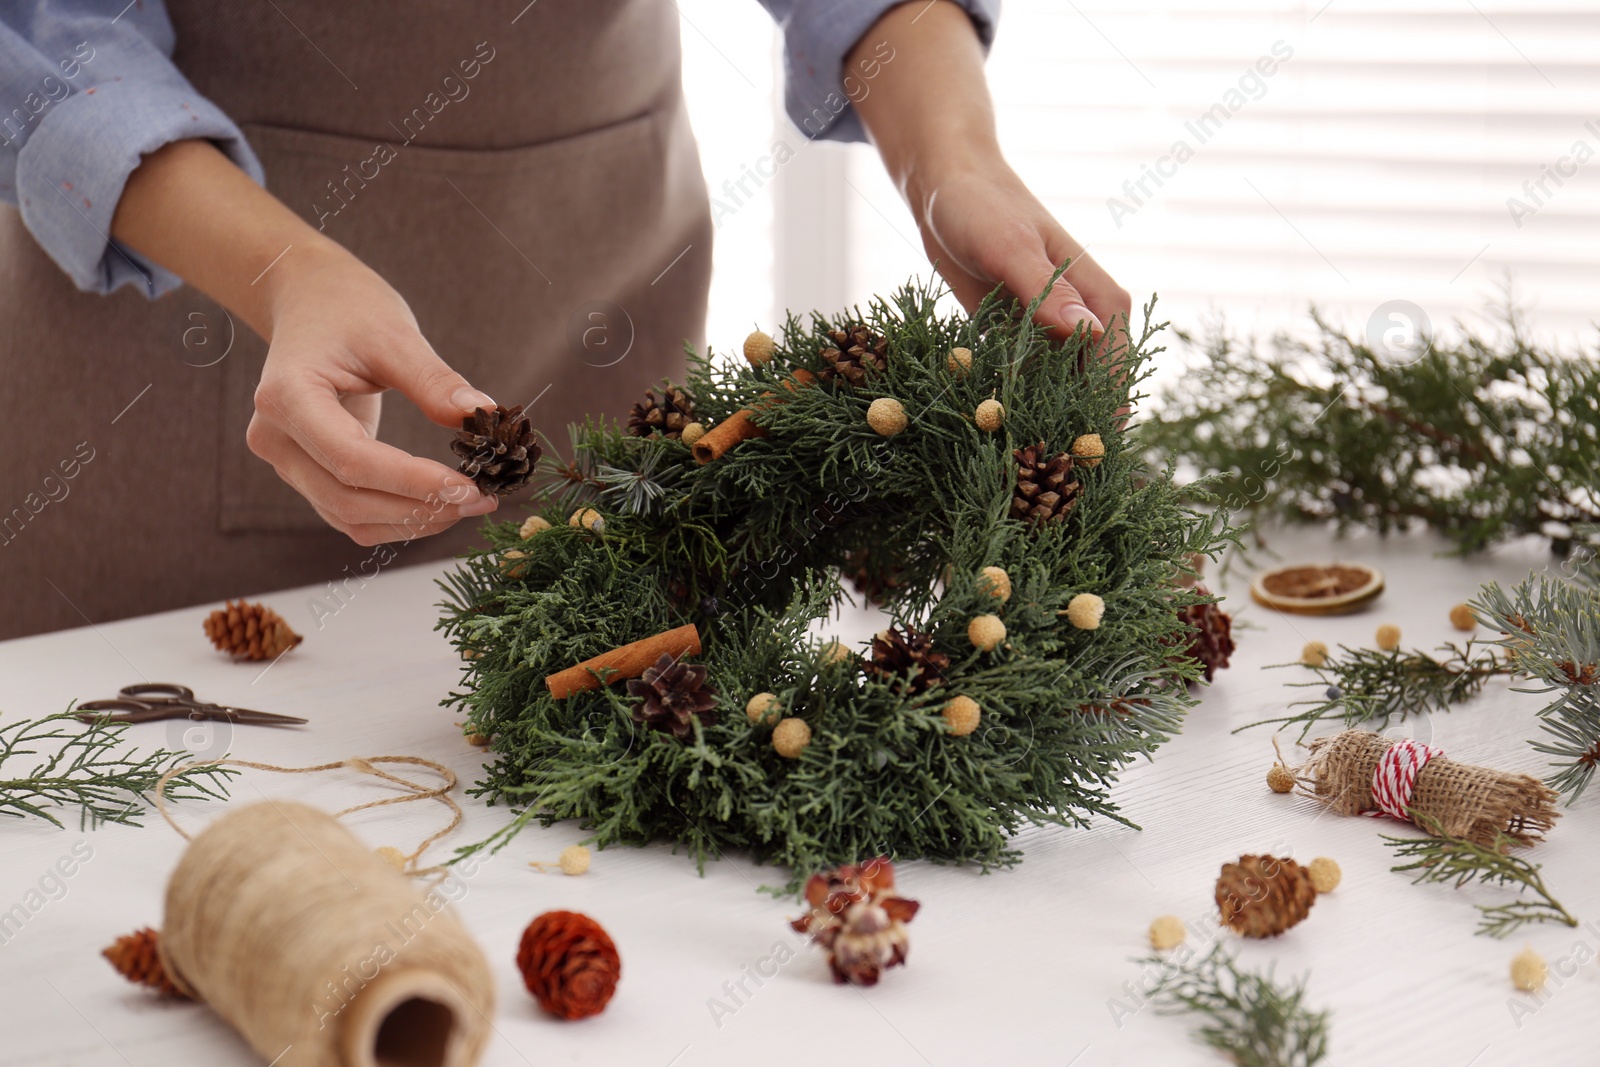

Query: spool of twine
left=158, top=800, right=494, bottom=1067
left=1300, top=729, right=1559, bottom=847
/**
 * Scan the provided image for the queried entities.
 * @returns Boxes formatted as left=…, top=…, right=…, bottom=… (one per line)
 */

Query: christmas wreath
left=438, top=279, right=1231, bottom=878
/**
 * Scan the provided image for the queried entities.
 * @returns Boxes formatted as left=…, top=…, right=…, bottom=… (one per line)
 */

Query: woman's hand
left=247, top=243, right=500, bottom=545
left=848, top=1, right=1131, bottom=346
left=112, top=139, right=498, bottom=545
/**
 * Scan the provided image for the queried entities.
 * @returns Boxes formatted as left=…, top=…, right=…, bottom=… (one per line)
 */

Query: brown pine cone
left=451, top=404, right=540, bottom=496
left=867, top=626, right=949, bottom=694
left=516, top=910, right=621, bottom=1020
left=817, top=323, right=888, bottom=386
left=627, top=384, right=697, bottom=440
left=103, top=927, right=190, bottom=998
left=1177, top=586, right=1235, bottom=682
left=841, top=547, right=905, bottom=607
left=202, top=600, right=302, bottom=661
left=626, top=653, right=719, bottom=740
left=1215, top=854, right=1317, bottom=938
left=1010, top=443, right=1081, bottom=525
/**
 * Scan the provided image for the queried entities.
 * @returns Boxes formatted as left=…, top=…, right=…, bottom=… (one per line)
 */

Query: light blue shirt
left=0, top=0, right=997, bottom=299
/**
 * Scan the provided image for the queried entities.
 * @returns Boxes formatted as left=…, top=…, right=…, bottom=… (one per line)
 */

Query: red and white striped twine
left=1369, top=738, right=1442, bottom=821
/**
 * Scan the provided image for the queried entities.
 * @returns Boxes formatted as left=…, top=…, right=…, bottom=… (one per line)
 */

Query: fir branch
left=1142, top=943, right=1330, bottom=1067
left=1382, top=814, right=1577, bottom=938
left=1241, top=642, right=1513, bottom=738
left=0, top=711, right=235, bottom=829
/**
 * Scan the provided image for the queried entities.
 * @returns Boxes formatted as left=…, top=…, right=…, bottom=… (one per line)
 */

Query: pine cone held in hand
left=1177, top=586, right=1235, bottom=682
left=516, top=910, right=620, bottom=1020
left=452, top=404, right=540, bottom=496
left=791, top=857, right=920, bottom=986
left=203, top=600, right=302, bottom=661
left=627, top=653, right=719, bottom=739
left=1011, top=443, right=1081, bottom=524
left=626, top=384, right=697, bottom=440
left=868, top=626, right=950, bottom=694
left=1216, top=854, right=1317, bottom=938
left=817, top=323, right=888, bottom=386
left=103, top=927, right=190, bottom=998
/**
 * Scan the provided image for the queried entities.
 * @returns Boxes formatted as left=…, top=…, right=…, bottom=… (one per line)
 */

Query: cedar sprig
left=1382, top=813, right=1577, bottom=938
left=1142, top=943, right=1330, bottom=1067
left=1241, top=641, right=1513, bottom=738
left=0, top=711, right=235, bottom=828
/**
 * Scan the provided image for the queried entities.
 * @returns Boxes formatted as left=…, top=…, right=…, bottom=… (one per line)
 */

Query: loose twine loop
left=154, top=755, right=463, bottom=877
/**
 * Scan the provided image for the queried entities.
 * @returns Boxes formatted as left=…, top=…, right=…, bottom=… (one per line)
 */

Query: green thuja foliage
left=437, top=278, right=1233, bottom=881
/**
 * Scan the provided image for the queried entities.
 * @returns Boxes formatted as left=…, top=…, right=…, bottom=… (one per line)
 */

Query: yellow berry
left=819, top=640, right=854, bottom=665
left=518, top=515, right=552, bottom=539
left=1070, top=433, right=1105, bottom=468
left=867, top=397, right=908, bottom=436
left=745, top=692, right=782, bottom=725
left=1307, top=856, right=1341, bottom=893
left=1376, top=623, right=1401, bottom=651
left=465, top=731, right=491, bottom=747
left=375, top=846, right=407, bottom=871
left=680, top=422, right=706, bottom=446
left=968, top=614, right=1006, bottom=651
left=1066, top=593, right=1105, bottom=630
left=1511, top=947, right=1547, bottom=992
left=975, top=399, right=1005, bottom=432
left=1301, top=641, right=1329, bottom=667
left=1267, top=763, right=1296, bottom=794
left=744, top=329, right=776, bottom=366
left=1449, top=603, right=1476, bottom=632
left=942, top=695, right=981, bottom=736
left=946, top=346, right=973, bottom=374
left=569, top=507, right=604, bottom=534
left=772, top=717, right=812, bottom=759
left=1148, top=914, right=1186, bottom=951
left=500, top=549, right=528, bottom=578
left=978, top=565, right=1012, bottom=602
left=558, top=845, right=591, bottom=876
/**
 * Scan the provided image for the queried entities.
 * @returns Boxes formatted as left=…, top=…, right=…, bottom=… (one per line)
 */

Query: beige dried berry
left=1449, top=603, right=1476, bottom=632
left=867, top=397, right=908, bottom=436
left=1066, top=593, right=1104, bottom=630
left=975, top=399, right=1005, bottom=432
left=1511, top=946, right=1547, bottom=992
left=1301, top=641, right=1329, bottom=667
left=820, top=640, right=854, bottom=665
left=569, top=507, right=604, bottom=534
left=500, top=549, right=529, bottom=577
left=1070, top=433, right=1105, bottom=468
left=968, top=614, right=1006, bottom=651
left=1376, top=623, right=1401, bottom=651
left=745, top=692, right=782, bottom=725
left=375, top=846, right=408, bottom=871
left=744, top=329, right=776, bottom=366
left=680, top=422, right=707, bottom=446
left=1307, top=857, right=1341, bottom=893
left=773, top=717, right=812, bottom=759
left=1148, top=914, right=1186, bottom=951
left=977, top=565, right=1012, bottom=602
left=1267, top=763, right=1296, bottom=793
left=942, top=695, right=981, bottom=736
left=946, top=346, right=973, bottom=375
left=519, top=515, right=552, bottom=538
left=559, top=845, right=592, bottom=876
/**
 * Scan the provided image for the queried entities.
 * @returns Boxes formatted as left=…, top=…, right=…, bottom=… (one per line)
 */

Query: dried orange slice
left=1250, top=562, right=1384, bottom=615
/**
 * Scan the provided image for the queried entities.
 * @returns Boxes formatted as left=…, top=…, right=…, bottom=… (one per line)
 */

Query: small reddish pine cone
left=790, top=857, right=921, bottom=986
left=1215, top=854, right=1317, bottom=938
left=516, top=910, right=621, bottom=1020
left=103, top=927, right=190, bottom=999
left=1176, top=585, right=1236, bottom=682
left=202, top=599, right=303, bottom=661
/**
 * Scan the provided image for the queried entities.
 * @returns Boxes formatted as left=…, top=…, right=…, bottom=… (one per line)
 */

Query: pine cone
left=515, top=910, right=621, bottom=1020
left=790, top=858, right=920, bottom=986
left=203, top=600, right=302, bottom=661
left=626, top=384, right=697, bottom=440
left=1215, top=854, right=1317, bottom=938
left=867, top=626, right=949, bottom=694
left=103, top=927, right=190, bottom=999
left=1177, top=586, right=1235, bottom=682
left=626, top=653, right=719, bottom=739
left=1010, top=443, right=1081, bottom=524
left=817, top=323, right=888, bottom=386
left=451, top=404, right=540, bottom=496
left=842, top=547, right=904, bottom=607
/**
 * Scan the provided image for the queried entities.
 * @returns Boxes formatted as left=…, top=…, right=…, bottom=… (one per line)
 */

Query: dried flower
left=791, top=857, right=920, bottom=986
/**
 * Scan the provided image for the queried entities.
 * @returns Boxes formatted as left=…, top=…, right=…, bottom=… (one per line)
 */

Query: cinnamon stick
left=545, top=624, right=702, bottom=698
left=693, top=369, right=816, bottom=464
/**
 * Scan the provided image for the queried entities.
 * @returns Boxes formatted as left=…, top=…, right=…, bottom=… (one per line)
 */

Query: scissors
left=74, top=683, right=307, bottom=726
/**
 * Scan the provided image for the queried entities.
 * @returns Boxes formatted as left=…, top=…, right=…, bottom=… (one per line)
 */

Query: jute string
left=150, top=760, right=493, bottom=1067
left=1298, top=729, right=1559, bottom=847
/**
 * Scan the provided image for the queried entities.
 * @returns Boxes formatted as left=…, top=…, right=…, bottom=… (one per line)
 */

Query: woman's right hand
left=246, top=241, right=500, bottom=545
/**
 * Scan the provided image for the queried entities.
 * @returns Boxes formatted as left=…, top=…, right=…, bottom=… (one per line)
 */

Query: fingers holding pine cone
left=203, top=600, right=302, bottom=661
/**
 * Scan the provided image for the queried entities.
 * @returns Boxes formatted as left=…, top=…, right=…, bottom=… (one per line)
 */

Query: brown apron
left=0, top=0, right=712, bottom=639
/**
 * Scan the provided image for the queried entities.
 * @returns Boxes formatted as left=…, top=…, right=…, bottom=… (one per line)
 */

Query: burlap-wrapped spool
left=159, top=801, right=494, bottom=1067
left=1300, top=729, right=1558, bottom=847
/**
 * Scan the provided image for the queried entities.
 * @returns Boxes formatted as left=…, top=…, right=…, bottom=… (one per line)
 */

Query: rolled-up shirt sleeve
left=756, top=0, right=1000, bottom=143
left=0, top=0, right=262, bottom=297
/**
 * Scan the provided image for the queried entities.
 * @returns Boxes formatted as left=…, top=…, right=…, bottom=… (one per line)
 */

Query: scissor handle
left=120, top=682, right=197, bottom=703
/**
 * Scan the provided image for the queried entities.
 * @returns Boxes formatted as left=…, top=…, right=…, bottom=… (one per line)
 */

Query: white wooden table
left=2, top=524, right=1594, bottom=1066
